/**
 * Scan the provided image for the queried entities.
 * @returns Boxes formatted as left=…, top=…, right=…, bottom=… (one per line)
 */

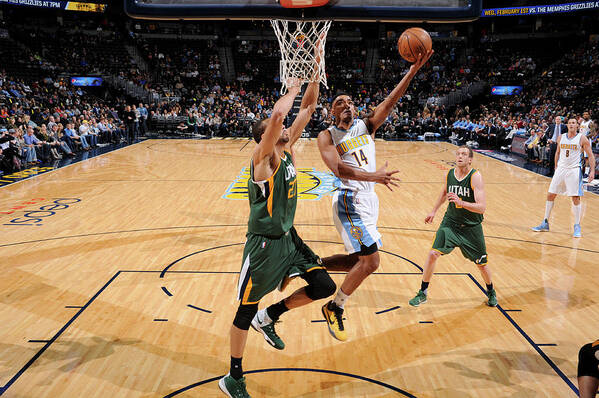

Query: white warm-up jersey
left=580, top=119, right=592, bottom=136
left=328, top=119, right=376, bottom=192
left=557, top=133, right=583, bottom=169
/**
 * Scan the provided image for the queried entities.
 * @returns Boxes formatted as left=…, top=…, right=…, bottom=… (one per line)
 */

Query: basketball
left=398, top=27, right=432, bottom=63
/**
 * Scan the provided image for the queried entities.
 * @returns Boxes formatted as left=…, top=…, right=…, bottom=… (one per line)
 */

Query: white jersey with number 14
left=328, top=119, right=376, bottom=192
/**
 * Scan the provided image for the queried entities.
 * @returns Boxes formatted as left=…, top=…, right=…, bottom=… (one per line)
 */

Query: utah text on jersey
left=448, top=185, right=471, bottom=197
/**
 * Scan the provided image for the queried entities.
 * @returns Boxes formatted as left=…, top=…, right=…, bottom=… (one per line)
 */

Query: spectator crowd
left=1, top=14, right=598, bottom=177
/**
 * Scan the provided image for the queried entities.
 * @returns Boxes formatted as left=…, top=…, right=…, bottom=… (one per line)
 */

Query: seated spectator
left=49, top=124, right=75, bottom=157
left=186, top=112, right=199, bottom=134
left=98, top=118, right=117, bottom=143
left=21, top=127, right=39, bottom=165
left=24, top=127, right=50, bottom=162
left=38, top=124, right=63, bottom=160
left=531, top=129, right=548, bottom=165
left=176, top=121, right=189, bottom=134
left=0, top=128, right=16, bottom=172
left=79, top=120, right=98, bottom=148
left=64, top=123, right=90, bottom=151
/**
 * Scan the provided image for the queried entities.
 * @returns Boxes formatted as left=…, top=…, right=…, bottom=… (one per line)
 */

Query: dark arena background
left=0, top=0, right=598, bottom=397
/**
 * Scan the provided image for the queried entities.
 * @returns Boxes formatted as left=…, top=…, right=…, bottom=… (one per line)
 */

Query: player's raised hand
left=286, top=77, right=302, bottom=91
left=373, top=161, right=400, bottom=191
left=410, top=49, right=434, bottom=72
left=424, top=211, right=436, bottom=224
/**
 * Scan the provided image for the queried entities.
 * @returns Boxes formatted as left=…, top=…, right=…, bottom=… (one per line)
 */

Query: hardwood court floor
left=0, top=139, right=596, bottom=397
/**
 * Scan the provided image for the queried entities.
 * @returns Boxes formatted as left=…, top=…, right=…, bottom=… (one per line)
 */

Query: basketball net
left=270, top=19, right=331, bottom=94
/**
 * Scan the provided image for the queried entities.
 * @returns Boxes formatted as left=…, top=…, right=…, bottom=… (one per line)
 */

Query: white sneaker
left=250, top=309, right=284, bottom=350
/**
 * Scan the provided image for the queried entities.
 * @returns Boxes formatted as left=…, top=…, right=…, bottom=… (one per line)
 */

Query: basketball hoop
left=271, top=19, right=331, bottom=94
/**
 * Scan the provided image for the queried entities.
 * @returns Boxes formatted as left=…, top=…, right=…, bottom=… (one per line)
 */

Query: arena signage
left=0, top=166, right=56, bottom=187
left=71, top=77, right=103, bottom=87
left=482, top=1, right=599, bottom=17
left=491, top=86, right=523, bottom=96
left=0, top=0, right=106, bottom=12
left=3, top=198, right=82, bottom=226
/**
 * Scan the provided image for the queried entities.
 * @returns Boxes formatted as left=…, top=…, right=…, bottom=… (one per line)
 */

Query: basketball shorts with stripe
left=432, top=219, right=487, bottom=265
left=548, top=166, right=584, bottom=197
left=332, top=189, right=382, bottom=254
left=237, top=226, right=324, bottom=304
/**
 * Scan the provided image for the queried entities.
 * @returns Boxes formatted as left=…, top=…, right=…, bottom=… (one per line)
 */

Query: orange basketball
left=398, top=27, right=432, bottom=63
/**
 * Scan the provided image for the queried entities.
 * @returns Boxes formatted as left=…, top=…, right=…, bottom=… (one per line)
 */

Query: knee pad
left=304, top=270, right=336, bottom=300
left=578, top=342, right=599, bottom=378
left=359, top=242, right=378, bottom=256
left=233, top=303, right=258, bottom=330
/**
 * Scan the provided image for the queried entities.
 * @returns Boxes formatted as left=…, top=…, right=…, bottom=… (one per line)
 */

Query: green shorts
left=237, top=226, right=324, bottom=304
left=432, top=219, right=488, bottom=265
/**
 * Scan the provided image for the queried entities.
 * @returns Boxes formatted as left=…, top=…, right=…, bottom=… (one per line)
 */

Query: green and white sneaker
left=486, top=289, right=497, bottom=307
left=219, top=373, right=251, bottom=398
left=409, top=290, right=428, bottom=307
left=250, top=309, right=285, bottom=350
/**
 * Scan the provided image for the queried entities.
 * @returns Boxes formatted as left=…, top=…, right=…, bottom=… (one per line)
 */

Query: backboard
left=124, top=0, right=481, bottom=22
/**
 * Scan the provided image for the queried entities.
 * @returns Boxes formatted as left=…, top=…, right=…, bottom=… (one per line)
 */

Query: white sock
left=257, top=308, right=272, bottom=325
left=333, top=289, right=350, bottom=309
left=544, top=201, right=554, bottom=222
left=573, top=203, right=582, bottom=225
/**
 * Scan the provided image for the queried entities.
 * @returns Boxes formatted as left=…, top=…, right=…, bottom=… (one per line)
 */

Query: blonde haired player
left=532, top=118, right=595, bottom=237
left=408, top=146, right=496, bottom=308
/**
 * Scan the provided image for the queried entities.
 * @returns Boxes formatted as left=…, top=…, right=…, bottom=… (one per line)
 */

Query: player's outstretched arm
left=287, top=37, right=323, bottom=148
left=317, top=129, right=400, bottom=190
left=253, top=80, right=301, bottom=165
left=365, top=49, right=434, bottom=134
left=287, top=80, right=319, bottom=148
left=425, top=183, right=447, bottom=224
left=581, top=135, right=596, bottom=181
left=447, top=171, right=486, bottom=214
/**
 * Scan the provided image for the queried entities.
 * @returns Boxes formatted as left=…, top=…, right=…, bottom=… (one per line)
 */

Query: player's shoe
left=531, top=219, right=550, bottom=232
left=409, top=290, right=428, bottom=307
left=250, top=311, right=285, bottom=350
left=486, top=288, right=497, bottom=307
left=321, top=301, right=347, bottom=341
left=219, top=373, right=251, bottom=398
left=573, top=224, right=582, bottom=238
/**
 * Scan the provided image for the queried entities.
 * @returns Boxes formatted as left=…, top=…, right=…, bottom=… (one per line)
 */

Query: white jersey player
left=532, top=118, right=595, bottom=237
left=580, top=111, right=594, bottom=137
left=580, top=119, right=593, bottom=137
left=579, top=111, right=596, bottom=175
left=328, top=119, right=381, bottom=253
left=328, top=119, right=377, bottom=192
left=316, top=47, right=433, bottom=342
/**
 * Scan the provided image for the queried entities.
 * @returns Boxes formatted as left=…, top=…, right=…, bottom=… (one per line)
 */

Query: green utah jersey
left=443, top=168, right=483, bottom=227
left=247, top=151, right=298, bottom=237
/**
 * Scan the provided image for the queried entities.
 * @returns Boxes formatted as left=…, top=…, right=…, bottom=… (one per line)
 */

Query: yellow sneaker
left=321, top=301, right=347, bottom=341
